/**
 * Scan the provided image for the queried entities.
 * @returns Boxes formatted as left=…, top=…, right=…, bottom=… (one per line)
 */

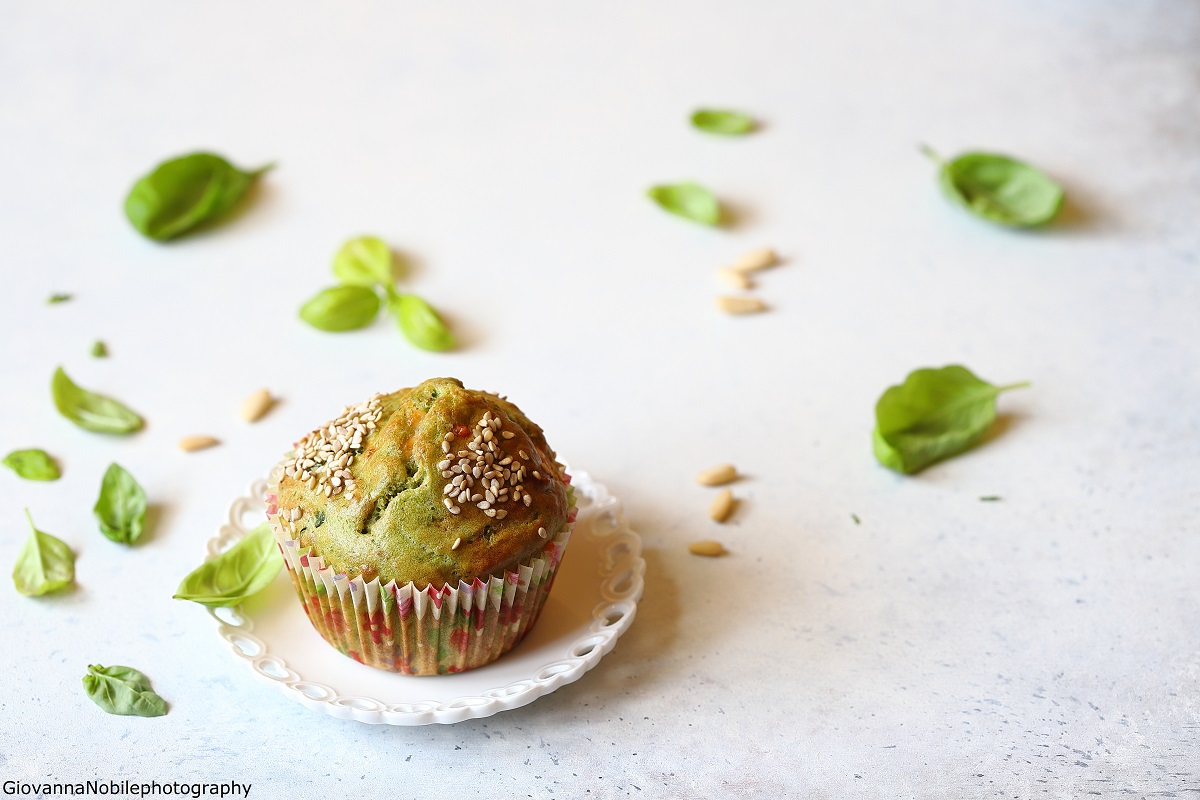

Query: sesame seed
left=437, top=459, right=451, bottom=470
left=472, top=466, right=482, bottom=478
left=484, top=509, right=496, bottom=517
left=538, top=527, right=547, bottom=538
left=290, top=508, right=300, bottom=521
left=483, top=428, right=493, bottom=441
left=533, top=470, right=542, bottom=480
left=444, top=432, right=453, bottom=441
left=519, top=450, right=529, bottom=460
left=441, top=470, right=454, bottom=479
left=499, top=456, right=512, bottom=465
left=442, top=441, right=451, bottom=453
left=458, top=490, right=470, bottom=503
left=478, top=501, right=490, bottom=510
left=524, top=494, right=532, bottom=507
left=444, top=498, right=454, bottom=511
left=451, top=465, right=463, bottom=474
left=485, top=490, right=495, bottom=503
left=450, top=505, right=461, bottom=515
left=444, top=485, right=456, bottom=495
left=452, top=537, right=461, bottom=551
left=471, top=493, right=482, bottom=502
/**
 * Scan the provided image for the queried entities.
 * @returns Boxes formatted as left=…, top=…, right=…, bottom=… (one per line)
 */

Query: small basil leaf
left=13, top=509, right=75, bottom=596
left=47, top=293, right=72, bottom=304
left=82, top=664, right=168, bottom=717
left=388, top=292, right=455, bottom=352
left=691, top=109, right=755, bottom=135
left=873, top=365, right=1029, bottom=474
left=299, top=285, right=381, bottom=332
left=3, top=449, right=61, bottom=481
left=51, top=366, right=143, bottom=434
left=124, top=152, right=271, bottom=241
left=332, top=235, right=393, bottom=287
left=173, top=522, right=283, bottom=607
left=90, top=340, right=108, bottom=358
left=647, top=182, right=721, bottom=226
left=923, top=146, right=1064, bottom=227
left=94, top=463, right=147, bottom=546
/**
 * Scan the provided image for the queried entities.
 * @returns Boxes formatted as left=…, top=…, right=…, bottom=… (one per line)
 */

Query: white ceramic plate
left=207, top=469, right=644, bottom=725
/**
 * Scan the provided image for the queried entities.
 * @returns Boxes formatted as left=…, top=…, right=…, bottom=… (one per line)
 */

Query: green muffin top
left=273, top=378, right=571, bottom=588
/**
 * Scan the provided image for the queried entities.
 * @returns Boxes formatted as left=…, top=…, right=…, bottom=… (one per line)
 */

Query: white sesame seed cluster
left=439, top=409, right=551, bottom=538
left=280, top=393, right=383, bottom=507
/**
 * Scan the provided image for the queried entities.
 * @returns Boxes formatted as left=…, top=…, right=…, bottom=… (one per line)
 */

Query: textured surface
left=1, top=1, right=1198, bottom=797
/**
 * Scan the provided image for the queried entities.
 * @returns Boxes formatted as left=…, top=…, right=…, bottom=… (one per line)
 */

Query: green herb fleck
left=691, top=109, right=755, bottom=135
left=173, top=523, right=283, bottom=607
left=47, top=293, right=72, bottom=304
left=51, top=366, right=143, bottom=434
left=921, top=145, right=1063, bottom=227
left=647, top=182, right=721, bottom=226
left=850, top=513, right=861, bottom=525
left=979, top=496, right=1002, bottom=502
left=3, top=449, right=61, bottom=481
left=94, top=463, right=147, bottom=545
left=124, top=152, right=272, bottom=241
left=90, top=340, right=108, bottom=358
left=299, top=285, right=381, bottom=332
left=82, top=665, right=167, bottom=717
left=12, top=509, right=74, bottom=596
left=873, top=365, right=1029, bottom=475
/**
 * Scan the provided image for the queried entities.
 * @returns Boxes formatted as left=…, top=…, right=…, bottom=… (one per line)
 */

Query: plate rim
left=207, top=467, right=645, bottom=725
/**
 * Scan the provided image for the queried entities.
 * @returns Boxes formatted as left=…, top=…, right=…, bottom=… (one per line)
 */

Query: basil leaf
left=51, top=366, right=143, bottom=434
left=47, top=293, right=72, bottom=304
left=332, top=235, right=393, bottom=287
left=90, top=340, right=107, bottom=358
left=873, top=365, right=1029, bottom=474
left=124, top=152, right=271, bottom=241
left=647, top=182, right=721, bottom=226
left=691, top=109, right=755, bottom=135
left=299, top=285, right=381, bottom=331
left=173, top=522, right=283, bottom=607
left=3, top=449, right=61, bottom=481
left=922, top=146, right=1063, bottom=227
left=82, top=664, right=168, bottom=717
left=388, top=291, right=455, bottom=352
left=94, top=463, right=147, bottom=545
left=13, top=509, right=74, bottom=596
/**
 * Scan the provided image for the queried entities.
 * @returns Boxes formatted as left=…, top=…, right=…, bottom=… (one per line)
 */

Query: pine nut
left=240, top=388, right=273, bottom=422
left=696, top=463, right=737, bottom=486
left=689, top=540, right=727, bottom=557
left=732, top=247, right=778, bottom=273
left=178, top=435, right=220, bottom=452
left=716, top=296, right=767, bottom=315
left=708, top=488, right=736, bottom=522
left=718, top=268, right=753, bottom=290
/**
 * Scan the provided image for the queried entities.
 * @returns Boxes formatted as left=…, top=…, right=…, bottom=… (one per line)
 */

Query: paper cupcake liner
left=264, top=469, right=575, bottom=676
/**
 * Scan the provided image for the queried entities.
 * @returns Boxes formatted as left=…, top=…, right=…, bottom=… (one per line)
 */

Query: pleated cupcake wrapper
left=268, top=512, right=572, bottom=675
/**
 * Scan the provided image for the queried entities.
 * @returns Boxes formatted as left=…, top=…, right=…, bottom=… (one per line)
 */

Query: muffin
left=265, top=377, right=576, bottom=675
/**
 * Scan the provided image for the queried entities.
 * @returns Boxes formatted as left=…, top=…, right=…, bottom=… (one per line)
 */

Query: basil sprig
left=82, top=665, right=168, bottom=717
left=332, top=235, right=393, bottom=287
left=173, top=522, right=283, bottom=607
left=873, top=365, right=1029, bottom=474
left=94, top=463, right=147, bottom=545
left=387, top=289, right=455, bottom=352
left=299, top=285, right=381, bottom=331
left=647, top=182, right=721, bottom=226
left=300, top=235, right=456, bottom=350
left=3, top=449, right=61, bottom=481
left=13, top=509, right=75, bottom=596
left=922, top=146, right=1064, bottom=227
left=51, top=366, right=143, bottom=434
left=691, top=108, right=755, bottom=135
left=124, top=152, right=272, bottom=241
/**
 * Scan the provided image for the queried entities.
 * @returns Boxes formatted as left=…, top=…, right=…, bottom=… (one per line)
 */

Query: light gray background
left=1, top=1, right=1197, bottom=797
